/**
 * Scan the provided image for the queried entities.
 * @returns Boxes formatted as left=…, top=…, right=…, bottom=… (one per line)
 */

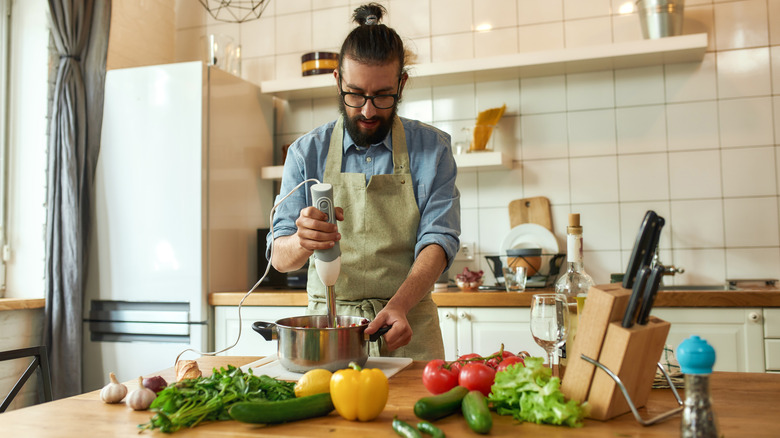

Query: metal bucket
left=252, top=315, right=390, bottom=373
left=636, top=0, right=684, bottom=39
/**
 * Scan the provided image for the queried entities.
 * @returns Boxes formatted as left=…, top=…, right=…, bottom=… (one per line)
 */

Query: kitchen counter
left=209, top=286, right=780, bottom=308
left=1, top=355, right=778, bottom=437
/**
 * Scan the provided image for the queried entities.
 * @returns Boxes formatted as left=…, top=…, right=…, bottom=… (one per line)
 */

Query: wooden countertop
left=1, top=356, right=778, bottom=437
left=209, top=287, right=780, bottom=307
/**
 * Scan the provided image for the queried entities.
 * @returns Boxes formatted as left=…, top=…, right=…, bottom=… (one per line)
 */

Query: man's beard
left=339, top=99, right=396, bottom=147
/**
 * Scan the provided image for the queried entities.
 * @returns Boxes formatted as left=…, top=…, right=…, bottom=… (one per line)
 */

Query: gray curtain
left=44, top=0, right=110, bottom=399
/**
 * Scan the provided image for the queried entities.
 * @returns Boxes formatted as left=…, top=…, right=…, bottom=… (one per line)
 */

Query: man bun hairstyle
left=339, top=3, right=406, bottom=78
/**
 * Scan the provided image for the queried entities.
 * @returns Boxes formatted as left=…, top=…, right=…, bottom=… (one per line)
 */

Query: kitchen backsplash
left=174, top=0, right=780, bottom=286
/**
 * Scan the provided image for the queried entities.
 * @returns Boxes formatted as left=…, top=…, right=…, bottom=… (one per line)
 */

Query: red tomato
left=486, top=350, right=515, bottom=369
left=496, top=355, right=525, bottom=372
left=422, top=359, right=459, bottom=394
left=457, top=353, right=482, bottom=364
left=458, top=362, right=496, bottom=396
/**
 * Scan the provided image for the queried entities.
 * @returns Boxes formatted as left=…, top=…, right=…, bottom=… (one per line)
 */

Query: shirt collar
left=343, top=123, right=393, bottom=153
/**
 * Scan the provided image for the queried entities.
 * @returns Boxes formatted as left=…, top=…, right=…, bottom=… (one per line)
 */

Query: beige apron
left=307, top=116, right=444, bottom=360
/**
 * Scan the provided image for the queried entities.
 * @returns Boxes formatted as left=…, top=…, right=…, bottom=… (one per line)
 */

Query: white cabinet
left=213, top=306, right=304, bottom=357
left=438, top=306, right=767, bottom=372
left=437, top=307, right=548, bottom=361
left=651, top=308, right=765, bottom=373
left=764, top=308, right=780, bottom=372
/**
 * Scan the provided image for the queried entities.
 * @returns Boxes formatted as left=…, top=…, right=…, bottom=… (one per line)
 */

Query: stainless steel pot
left=252, top=315, right=390, bottom=373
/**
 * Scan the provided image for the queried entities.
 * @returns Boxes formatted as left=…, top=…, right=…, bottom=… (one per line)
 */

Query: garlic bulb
left=100, top=372, right=127, bottom=404
left=126, top=376, right=157, bottom=411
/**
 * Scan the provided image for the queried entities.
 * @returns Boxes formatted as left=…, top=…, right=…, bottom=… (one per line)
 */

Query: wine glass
left=530, top=293, right=569, bottom=377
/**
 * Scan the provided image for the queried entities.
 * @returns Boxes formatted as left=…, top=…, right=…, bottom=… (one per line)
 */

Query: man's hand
left=271, top=206, right=343, bottom=272
left=294, top=206, right=344, bottom=251
left=365, top=304, right=412, bottom=351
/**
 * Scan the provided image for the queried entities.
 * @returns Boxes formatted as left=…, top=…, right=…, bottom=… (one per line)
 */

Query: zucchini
left=461, top=390, right=492, bottom=434
left=414, top=385, right=469, bottom=421
left=228, top=392, right=334, bottom=424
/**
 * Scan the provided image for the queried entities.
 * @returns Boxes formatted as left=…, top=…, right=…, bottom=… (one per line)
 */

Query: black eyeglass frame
left=337, top=77, right=402, bottom=109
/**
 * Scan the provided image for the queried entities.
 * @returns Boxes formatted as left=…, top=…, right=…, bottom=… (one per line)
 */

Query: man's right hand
left=270, top=206, right=343, bottom=272
left=294, top=206, right=343, bottom=251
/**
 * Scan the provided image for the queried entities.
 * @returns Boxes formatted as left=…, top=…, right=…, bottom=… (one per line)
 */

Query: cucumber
left=228, top=392, right=334, bottom=424
left=461, top=390, right=492, bottom=434
left=413, top=385, right=469, bottom=421
left=417, top=420, right=446, bottom=438
left=392, top=416, right=423, bottom=438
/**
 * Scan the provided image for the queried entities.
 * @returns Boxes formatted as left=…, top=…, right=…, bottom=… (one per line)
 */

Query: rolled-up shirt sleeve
left=410, top=125, right=461, bottom=270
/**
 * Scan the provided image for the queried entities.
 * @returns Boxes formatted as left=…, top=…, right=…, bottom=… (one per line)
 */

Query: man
left=269, top=4, right=460, bottom=360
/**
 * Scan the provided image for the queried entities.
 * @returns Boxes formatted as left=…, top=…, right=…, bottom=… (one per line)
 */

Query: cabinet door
left=651, top=308, right=765, bottom=372
left=456, top=307, right=548, bottom=360
left=437, top=308, right=458, bottom=361
left=214, top=306, right=304, bottom=357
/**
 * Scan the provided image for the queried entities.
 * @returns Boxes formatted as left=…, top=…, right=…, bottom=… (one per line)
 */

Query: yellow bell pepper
left=330, top=361, right=388, bottom=421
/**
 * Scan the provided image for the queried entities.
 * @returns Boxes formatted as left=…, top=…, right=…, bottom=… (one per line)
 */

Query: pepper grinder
left=677, top=335, right=719, bottom=438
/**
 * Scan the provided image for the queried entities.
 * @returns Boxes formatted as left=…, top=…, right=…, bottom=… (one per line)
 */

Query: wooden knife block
left=560, top=283, right=671, bottom=421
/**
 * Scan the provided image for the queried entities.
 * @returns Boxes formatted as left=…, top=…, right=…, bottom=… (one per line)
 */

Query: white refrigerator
left=83, top=61, right=274, bottom=391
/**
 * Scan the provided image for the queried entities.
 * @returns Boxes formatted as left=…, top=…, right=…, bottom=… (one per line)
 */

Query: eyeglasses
left=338, top=78, right=401, bottom=109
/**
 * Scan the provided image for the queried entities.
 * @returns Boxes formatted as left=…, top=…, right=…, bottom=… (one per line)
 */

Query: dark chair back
left=0, top=345, right=53, bottom=412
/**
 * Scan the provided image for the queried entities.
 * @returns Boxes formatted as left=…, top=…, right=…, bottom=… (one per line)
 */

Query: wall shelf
left=260, top=151, right=510, bottom=180
left=454, top=151, right=512, bottom=172
left=260, top=34, right=708, bottom=178
left=260, top=34, right=708, bottom=100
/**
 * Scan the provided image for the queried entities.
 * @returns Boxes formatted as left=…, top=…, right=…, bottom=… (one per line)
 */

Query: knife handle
left=641, top=216, right=665, bottom=270
left=622, top=211, right=658, bottom=289
left=622, top=266, right=650, bottom=328
left=637, top=265, right=665, bottom=325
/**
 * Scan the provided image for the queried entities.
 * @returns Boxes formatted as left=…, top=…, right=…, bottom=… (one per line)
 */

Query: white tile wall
left=177, top=0, right=780, bottom=284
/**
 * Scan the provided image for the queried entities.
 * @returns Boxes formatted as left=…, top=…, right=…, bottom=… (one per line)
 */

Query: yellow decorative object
left=294, top=368, right=333, bottom=398
left=330, top=362, right=389, bottom=421
left=471, top=104, right=506, bottom=151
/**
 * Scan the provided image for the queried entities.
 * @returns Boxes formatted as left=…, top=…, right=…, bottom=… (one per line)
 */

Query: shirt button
left=366, top=157, right=372, bottom=163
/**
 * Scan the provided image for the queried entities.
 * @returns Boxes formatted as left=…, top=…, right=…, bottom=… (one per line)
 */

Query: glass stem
left=548, top=351, right=556, bottom=377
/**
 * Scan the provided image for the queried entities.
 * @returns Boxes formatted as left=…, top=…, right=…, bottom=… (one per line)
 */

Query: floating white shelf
left=260, top=33, right=708, bottom=178
left=261, top=151, right=511, bottom=180
left=454, top=151, right=512, bottom=172
left=261, top=34, right=708, bottom=100
left=261, top=165, right=284, bottom=180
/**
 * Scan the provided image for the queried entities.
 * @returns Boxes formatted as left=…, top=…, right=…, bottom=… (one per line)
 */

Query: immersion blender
left=310, top=183, right=341, bottom=328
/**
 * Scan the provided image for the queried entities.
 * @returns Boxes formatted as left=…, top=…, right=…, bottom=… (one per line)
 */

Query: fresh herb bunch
left=138, top=365, right=295, bottom=433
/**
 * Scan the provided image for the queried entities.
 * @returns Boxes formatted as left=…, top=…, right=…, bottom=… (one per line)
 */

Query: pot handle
left=367, top=325, right=392, bottom=342
left=251, top=321, right=277, bottom=341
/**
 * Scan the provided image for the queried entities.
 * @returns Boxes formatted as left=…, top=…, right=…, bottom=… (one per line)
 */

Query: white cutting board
left=240, top=355, right=413, bottom=381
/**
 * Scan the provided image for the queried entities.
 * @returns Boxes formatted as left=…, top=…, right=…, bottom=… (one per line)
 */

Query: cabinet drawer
left=765, top=309, right=780, bottom=337
left=766, top=339, right=780, bottom=371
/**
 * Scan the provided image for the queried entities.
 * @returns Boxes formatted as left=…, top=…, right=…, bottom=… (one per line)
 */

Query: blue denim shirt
left=268, top=117, right=461, bottom=268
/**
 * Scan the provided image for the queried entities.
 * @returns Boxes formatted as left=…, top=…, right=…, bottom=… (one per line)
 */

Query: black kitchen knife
left=641, top=216, right=665, bottom=271
left=622, top=211, right=659, bottom=290
left=636, top=264, right=665, bottom=325
left=622, top=266, right=650, bottom=328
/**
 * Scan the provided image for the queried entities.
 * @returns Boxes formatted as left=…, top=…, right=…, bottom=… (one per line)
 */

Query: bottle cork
left=567, top=213, right=582, bottom=235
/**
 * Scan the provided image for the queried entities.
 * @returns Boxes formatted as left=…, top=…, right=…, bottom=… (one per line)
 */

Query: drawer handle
left=748, top=312, right=761, bottom=322
left=458, top=311, right=470, bottom=321
left=442, top=311, right=454, bottom=320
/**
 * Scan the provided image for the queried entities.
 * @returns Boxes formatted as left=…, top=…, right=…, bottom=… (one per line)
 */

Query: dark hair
left=339, top=3, right=406, bottom=78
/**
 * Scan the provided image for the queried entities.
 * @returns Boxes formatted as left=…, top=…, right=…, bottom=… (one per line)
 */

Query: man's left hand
left=365, top=306, right=412, bottom=351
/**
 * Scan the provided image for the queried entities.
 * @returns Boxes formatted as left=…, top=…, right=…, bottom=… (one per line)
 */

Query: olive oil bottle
left=554, top=213, right=595, bottom=377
